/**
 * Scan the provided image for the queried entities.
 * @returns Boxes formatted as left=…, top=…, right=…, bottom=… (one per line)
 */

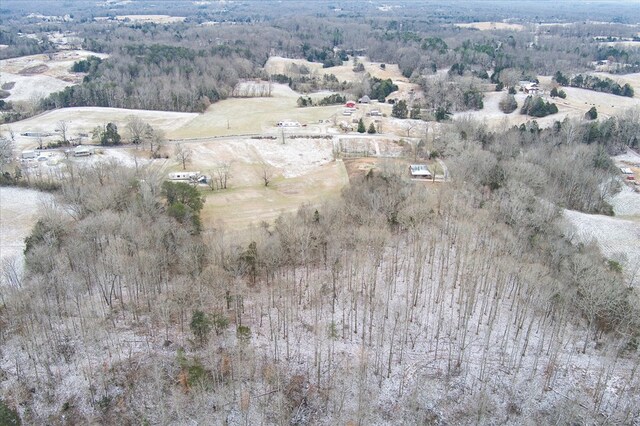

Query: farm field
left=264, top=56, right=409, bottom=85
left=165, top=136, right=348, bottom=229
left=0, top=50, right=109, bottom=102
left=2, top=107, right=198, bottom=150
left=169, top=84, right=341, bottom=139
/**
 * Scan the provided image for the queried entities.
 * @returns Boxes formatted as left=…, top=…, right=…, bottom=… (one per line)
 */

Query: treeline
left=554, top=71, right=634, bottom=97
left=297, top=93, right=346, bottom=107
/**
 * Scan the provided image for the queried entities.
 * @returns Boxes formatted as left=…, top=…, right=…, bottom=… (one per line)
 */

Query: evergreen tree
left=357, top=118, right=366, bottom=133
left=392, top=100, right=408, bottom=119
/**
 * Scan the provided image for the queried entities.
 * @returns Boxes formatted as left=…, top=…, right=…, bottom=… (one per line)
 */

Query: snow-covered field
left=0, top=73, right=73, bottom=102
left=454, top=22, right=526, bottom=31
left=0, top=187, right=53, bottom=286
left=1, top=107, right=198, bottom=151
left=0, top=50, right=109, bottom=102
left=563, top=209, right=640, bottom=282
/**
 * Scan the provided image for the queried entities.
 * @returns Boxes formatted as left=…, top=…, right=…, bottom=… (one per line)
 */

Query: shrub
left=0, top=399, right=21, bottom=426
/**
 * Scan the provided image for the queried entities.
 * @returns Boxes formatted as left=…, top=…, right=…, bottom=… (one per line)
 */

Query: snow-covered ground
left=0, top=187, right=53, bottom=286
left=563, top=209, right=640, bottom=282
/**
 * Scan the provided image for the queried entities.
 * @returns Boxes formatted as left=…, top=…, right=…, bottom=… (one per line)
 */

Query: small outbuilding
left=345, top=101, right=357, bottom=108
left=21, top=150, right=38, bottom=159
left=73, top=145, right=95, bottom=157
left=409, top=164, right=432, bottom=179
left=358, top=95, right=371, bottom=104
left=277, top=120, right=301, bottom=128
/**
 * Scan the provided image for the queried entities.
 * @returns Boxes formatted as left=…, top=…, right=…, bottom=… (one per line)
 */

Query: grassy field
left=2, top=107, right=198, bottom=150
left=169, top=84, right=341, bottom=139
left=200, top=160, right=348, bottom=230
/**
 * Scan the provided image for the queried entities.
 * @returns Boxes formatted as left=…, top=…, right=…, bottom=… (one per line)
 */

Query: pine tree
left=357, top=118, right=366, bottom=133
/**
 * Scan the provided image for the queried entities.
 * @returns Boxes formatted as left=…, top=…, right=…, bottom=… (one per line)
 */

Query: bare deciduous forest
left=1, top=0, right=640, bottom=425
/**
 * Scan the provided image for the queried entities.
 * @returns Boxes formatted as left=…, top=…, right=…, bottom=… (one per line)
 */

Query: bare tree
left=499, top=68, right=521, bottom=89
left=56, top=120, right=69, bottom=145
left=149, top=128, right=165, bottom=158
left=174, top=143, right=192, bottom=170
left=258, top=161, right=274, bottom=187
left=215, top=163, right=231, bottom=189
left=0, top=135, right=14, bottom=173
left=7, top=126, right=15, bottom=142
left=126, top=116, right=153, bottom=145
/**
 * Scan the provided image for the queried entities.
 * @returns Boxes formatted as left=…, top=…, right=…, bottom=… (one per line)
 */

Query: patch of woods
left=554, top=71, right=635, bottom=97
left=2, top=111, right=639, bottom=424
left=520, top=95, right=558, bottom=117
left=296, top=93, right=346, bottom=108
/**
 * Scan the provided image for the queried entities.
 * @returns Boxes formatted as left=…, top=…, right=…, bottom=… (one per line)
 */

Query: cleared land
left=165, top=136, right=348, bottom=229
left=2, top=107, right=198, bottom=150
left=264, top=56, right=409, bottom=85
left=0, top=187, right=53, bottom=285
left=170, top=84, right=340, bottom=139
left=454, top=22, right=526, bottom=31
left=0, top=73, right=72, bottom=103
left=94, top=15, right=186, bottom=23
left=0, top=50, right=109, bottom=101
left=453, top=78, right=640, bottom=129
left=563, top=209, right=640, bottom=282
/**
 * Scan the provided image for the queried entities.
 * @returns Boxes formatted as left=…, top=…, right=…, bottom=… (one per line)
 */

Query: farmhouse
left=409, top=164, right=432, bottom=179
left=519, top=81, right=539, bottom=94
left=359, top=95, right=371, bottom=104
